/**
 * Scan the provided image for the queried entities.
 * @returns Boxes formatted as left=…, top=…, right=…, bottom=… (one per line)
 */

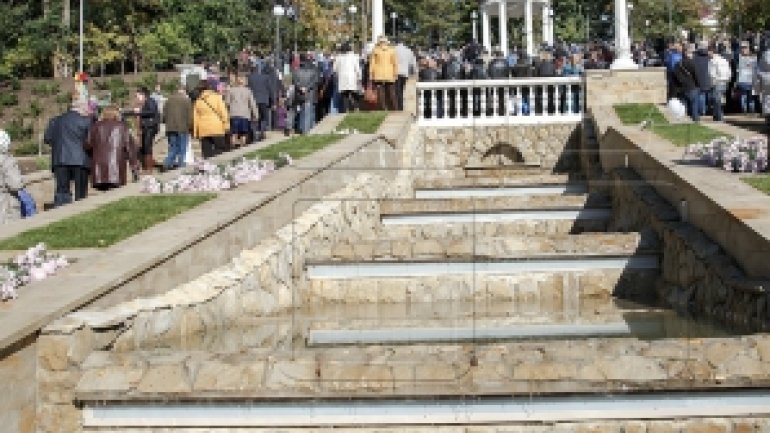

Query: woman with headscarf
left=193, top=81, right=230, bottom=158
left=85, top=105, right=139, bottom=191
left=0, top=130, right=24, bottom=223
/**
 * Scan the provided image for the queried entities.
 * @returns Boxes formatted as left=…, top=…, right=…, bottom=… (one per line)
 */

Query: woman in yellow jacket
left=193, top=82, right=230, bottom=158
left=369, top=35, right=398, bottom=111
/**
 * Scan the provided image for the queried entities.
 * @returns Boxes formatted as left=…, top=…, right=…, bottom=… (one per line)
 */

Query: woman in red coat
left=85, top=105, right=139, bottom=191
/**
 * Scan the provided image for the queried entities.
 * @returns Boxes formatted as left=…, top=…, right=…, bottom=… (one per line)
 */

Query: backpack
left=18, top=189, right=36, bottom=218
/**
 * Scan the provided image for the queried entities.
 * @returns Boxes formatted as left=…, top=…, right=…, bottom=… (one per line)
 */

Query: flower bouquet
left=685, top=136, right=768, bottom=173
left=1, top=243, right=69, bottom=301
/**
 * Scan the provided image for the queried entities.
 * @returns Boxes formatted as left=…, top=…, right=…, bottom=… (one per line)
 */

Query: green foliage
left=160, top=78, right=180, bottom=95
left=26, top=100, right=43, bottom=118
left=107, top=77, right=129, bottom=103
left=652, top=124, right=725, bottom=147
left=35, top=156, right=51, bottom=171
left=5, top=117, right=33, bottom=141
left=0, top=194, right=216, bottom=250
left=0, top=92, right=18, bottom=107
left=138, top=73, right=159, bottom=91
left=55, top=92, right=72, bottom=105
left=11, top=140, right=39, bottom=157
left=31, top=82, right=52, bottom=96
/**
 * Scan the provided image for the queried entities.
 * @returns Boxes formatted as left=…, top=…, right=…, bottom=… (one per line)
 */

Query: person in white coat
left=708, top=46, right=732, bottom=122
left=333, top=42, right=361, bottom=113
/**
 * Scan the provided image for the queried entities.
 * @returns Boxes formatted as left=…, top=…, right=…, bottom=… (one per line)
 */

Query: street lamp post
left=390, top=11, right=398, bottom=39
left=667, top=0, right=672, bottom=36
left=78, top=0, right=83, bottom=73
left=349, top=4, right=358, bottom=43
left=471, top=10, right=478, bottom=42
left=273, top=4, right=285, bottom=70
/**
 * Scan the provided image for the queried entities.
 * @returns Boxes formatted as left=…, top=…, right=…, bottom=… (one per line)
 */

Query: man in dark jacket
left=248, top=64, right=277, bottom=140
left=488, top=52, right=510, bottom=79
left=133, top=87, right=160, bottom=172
left=673, top=47, right=702, bottom=121
left=162, top=84, right=192, bottom=170
left=692, top=41, right=713, bottom=118
left=293, top=53, right=320, bottom=134
left=44, top=101, right=92, bottom=207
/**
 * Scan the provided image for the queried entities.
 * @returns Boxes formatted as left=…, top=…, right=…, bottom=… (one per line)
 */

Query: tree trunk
left=63, top=0, right=70, bottom=28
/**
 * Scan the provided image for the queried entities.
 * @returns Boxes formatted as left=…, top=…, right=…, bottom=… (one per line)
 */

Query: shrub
left=6, top=117, right=33, bottom=141
left=55, top=92, right=71, bottom=105
left=0, top=92, right=19, bottom=107
left=26, top=101, right=43, bottom=118
left=12, top=140, right=39, bottom=157
left=31, top=82, right=58, bottom=96
left=93, top=80, right=109, bottom=91
left=138, top=73, right=158, bottom=91
left=9, top=77, right=21, bottom=91
left=160, top=78, right=179, bottom=95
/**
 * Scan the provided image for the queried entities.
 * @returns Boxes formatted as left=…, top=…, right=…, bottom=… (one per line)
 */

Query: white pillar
left=525, top=0, right=533, bottom=57
left=482, top=6, right=492, bottom=53
left=372, top=0, right=384, bottom=44
left=610, top=0, right=637, bottom=69
left=498, top=0, right=508, bottom=56
left=548, top=7, right=555, bottom=45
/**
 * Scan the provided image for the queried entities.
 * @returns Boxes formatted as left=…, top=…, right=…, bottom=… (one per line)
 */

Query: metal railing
left=416, top=77, right=584, bottom=127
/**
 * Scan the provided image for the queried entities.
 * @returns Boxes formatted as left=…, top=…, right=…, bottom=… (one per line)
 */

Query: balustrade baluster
left=554, top=84, right=561, bottom=116
left=418, top=89, right=425, bottom=122
left=431, top=89, right=438, bottom=119
left=455, top=87, right=462, bottom=119
left=479, top=86, right=486, bottom=119
left=443, top=89, right=449, bottom=119
left=565, top=84, right=573, bottom=115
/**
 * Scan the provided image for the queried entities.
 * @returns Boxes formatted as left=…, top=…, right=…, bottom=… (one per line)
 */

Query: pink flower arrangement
left=686, top=136, right=768, bottom=173
left=0, top=243, right=69, bottom=301
left=141, top=156, right=293, bottom=194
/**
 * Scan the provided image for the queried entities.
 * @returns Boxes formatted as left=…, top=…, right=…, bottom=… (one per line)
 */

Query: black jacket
left=488, top=58, right=510, bottom=79
left=138, top=98, right=160, bottom=130
left=419, top=67, right=441, bottom=81
left=293, top=62, right=320, bottom=104
left=536, top=60, right=556, bottom=77
left=248, top=67, right=277, bottom=105
left=44, top=110, right=92, bottom=168
left=692, top=49, right=712, bottom=90
left=673, top=56, right=700, bottom=93
left=442, top=60, right=464, bottom=80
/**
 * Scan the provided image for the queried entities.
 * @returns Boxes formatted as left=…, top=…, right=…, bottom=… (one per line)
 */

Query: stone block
left=77, top=366, right=143, bottom=393
left=193, top=360, right=265, bottom=392
left=137, top=364, right=191, bottom=393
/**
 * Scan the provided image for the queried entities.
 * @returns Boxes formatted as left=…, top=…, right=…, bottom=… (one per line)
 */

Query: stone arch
left=480, top=142, right=526, bottom=166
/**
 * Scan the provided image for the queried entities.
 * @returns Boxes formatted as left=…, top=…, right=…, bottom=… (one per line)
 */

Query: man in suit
left=44, top=100, right=92, bottom=207
left=247, top=64, right=276, bottom=141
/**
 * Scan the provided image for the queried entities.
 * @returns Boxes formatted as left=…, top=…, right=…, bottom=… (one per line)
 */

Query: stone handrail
left=416, top=76, right=584, bottom=127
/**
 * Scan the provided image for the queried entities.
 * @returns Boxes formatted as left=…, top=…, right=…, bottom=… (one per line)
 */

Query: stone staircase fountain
left=61, top=160, right=770, bottom=432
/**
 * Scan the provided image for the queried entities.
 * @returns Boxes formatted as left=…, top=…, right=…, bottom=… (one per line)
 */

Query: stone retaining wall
left=585, top=68, right=667, bottom=106
left=415, top=123, right=580, bottom=175
left=36, top=170, right=412, bottom=432
left=608, top=168, right=770, bottom=331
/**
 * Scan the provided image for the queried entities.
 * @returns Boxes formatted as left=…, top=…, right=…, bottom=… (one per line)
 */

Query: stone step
left=301, top=269, right=657, bottom=305
left=74, top=333, right=770, bottom=401
left=80, top=392, right=770, bottom=428
left=413, top=174, right=575, bottom=190
left=381, top=208, right=612, bottom=226
left=379, top=194, right=610, bottom=215
left=414, top=183, right=588, bottom=199
left=463, top=164, right=545, bottom=178
left=307, top=233, right=650, bottom=262
left=374, top=218, right=609, bottom=239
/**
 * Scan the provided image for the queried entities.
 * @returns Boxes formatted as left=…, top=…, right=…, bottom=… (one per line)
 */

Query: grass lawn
left=613, top=103, right=725, bottom=147
left=244, top=134, right=343, bottom=161
left=614, top=103, right=669, bottom=125
left=336, top=111, right=388, bottom=134
left=651, top=123, right=727, bottom=147
left=0, top=194, right=215, bottom=250
left=742, top=175, right=770, bottom=196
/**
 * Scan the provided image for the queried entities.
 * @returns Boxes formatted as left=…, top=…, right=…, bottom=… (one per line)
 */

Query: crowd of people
left=666, top=32, right=770, bottom=122
left=0, top=35, right=420, bottom=216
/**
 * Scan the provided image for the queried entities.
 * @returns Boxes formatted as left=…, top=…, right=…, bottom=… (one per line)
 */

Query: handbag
left=17, top=189, right=37, bottom=218
left=364, top=83, right=378, bottom=104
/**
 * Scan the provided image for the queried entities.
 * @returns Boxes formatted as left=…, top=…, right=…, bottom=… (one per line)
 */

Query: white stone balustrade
left=416, top=77, right=584, bottom=127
